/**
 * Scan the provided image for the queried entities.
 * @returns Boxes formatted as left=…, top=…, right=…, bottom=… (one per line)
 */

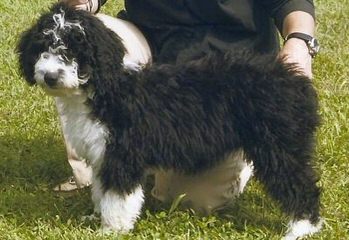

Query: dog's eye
left=41, top=53, right=50, bottom=59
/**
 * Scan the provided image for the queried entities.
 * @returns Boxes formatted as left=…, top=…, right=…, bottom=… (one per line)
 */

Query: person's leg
left=151, top=149, right=253, bottom=215
left=53, top=139, right=93, bottom=191
left=67, top=147, right=93, bottom=188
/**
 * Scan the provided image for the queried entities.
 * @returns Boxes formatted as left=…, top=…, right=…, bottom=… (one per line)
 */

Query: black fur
left=18, top=3, right=321, bottom=226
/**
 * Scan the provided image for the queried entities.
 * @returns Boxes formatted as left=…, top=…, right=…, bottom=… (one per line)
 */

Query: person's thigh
left=151, top=149, right=253, bottom=215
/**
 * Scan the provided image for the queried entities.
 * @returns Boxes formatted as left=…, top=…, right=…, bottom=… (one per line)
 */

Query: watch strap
left=284, top=32, right=320, bottom=58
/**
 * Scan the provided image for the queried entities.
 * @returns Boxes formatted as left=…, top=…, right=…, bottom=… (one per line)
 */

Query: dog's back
left=108, top=51, right=319, bottom=172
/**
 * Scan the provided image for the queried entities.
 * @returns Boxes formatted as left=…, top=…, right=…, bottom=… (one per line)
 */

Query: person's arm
left=261, top=0, right=317, bottom=78
left=60, top=0, right=107, bottom=13
left=279, top=11, right=315, bottom=78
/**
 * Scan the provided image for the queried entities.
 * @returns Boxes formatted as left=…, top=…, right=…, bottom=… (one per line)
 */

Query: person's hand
left=278, top=38, right=313, bottom=79
left=60, top=0, right=99, bottom=13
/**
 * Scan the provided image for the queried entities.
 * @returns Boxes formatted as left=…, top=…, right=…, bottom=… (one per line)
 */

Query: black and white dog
left=17, top=3, right=323, bottom=239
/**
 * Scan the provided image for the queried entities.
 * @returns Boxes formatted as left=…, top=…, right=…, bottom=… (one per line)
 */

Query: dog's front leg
left=90, top=180, right=144, bottom=233
left=97, top=184, right=144, bottom=233
left=91, top=139, right=145, bottom=233
left=90, top=162, right=144, bottom=233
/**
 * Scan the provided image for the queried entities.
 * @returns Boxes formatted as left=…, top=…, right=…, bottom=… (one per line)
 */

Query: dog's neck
left=55, top=94, right=90, bottom=114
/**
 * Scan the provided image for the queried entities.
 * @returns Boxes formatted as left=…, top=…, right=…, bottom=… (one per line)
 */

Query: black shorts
left=117, top=1, right=281, bottom=64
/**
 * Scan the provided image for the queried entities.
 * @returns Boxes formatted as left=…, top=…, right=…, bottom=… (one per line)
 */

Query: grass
left=0, top=0, right=348, bottom=239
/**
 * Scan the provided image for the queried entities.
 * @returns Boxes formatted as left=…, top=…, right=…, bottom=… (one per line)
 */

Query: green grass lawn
left=0, top=0, right=348, bottom=239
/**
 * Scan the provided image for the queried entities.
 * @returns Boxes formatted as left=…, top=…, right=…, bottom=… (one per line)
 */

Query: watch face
left=308, top=38, right=320, bottom=57
left=309, top=38, right=319, bottom=48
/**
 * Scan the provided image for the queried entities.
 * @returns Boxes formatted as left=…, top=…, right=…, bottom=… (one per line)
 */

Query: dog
left=17, top=3, right=323, bottom=239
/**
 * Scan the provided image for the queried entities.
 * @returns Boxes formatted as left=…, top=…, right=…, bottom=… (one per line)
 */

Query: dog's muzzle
left=44, top=70, right=62, bottom=87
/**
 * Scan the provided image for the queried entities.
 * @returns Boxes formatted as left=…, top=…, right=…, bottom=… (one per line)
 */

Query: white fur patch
left=283, top=218, right=323, bottom=240
left=55, top=96, right=108, bottom=167
left=238, top=162, right=253, bottom=193
left=123, top=59, right=143, bottom=72
left=100, top=186, right=144, bottom=233
left=43, top=10, right=85, bottom=45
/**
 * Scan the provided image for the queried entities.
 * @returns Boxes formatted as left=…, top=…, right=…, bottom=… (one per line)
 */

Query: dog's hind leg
left=233, top=66, right=323, bottom=239
left=243, top=131, right=322, bottom=239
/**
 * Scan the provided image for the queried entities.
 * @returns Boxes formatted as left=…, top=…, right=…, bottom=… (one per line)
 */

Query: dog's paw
left=282, top=218, right=324, bottom=240
left=100, top=223, right=132, bottom=235
left=81, top=213, right=100, bottom=222
left=95, top=227, right=120, bottom=237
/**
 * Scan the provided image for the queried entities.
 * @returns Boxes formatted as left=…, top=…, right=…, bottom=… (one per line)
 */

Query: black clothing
left=102, top=0, right=315, bottom=63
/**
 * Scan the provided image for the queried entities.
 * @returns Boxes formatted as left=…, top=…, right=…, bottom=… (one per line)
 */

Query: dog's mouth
left=33, top=69, right=86, bottom=97
left=40, top=81, right=85, bottom=97
left=34, top=69, right=66, bottom=88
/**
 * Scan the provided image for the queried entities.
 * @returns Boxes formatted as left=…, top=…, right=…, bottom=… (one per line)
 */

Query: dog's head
left=17, top=3, right=126, bottom=96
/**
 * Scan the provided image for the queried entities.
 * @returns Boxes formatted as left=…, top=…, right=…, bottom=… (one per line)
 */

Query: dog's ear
left=71, top=12, right=127, bottom=89
left=17, top=13, right=54, bottom=85
left=17, top=25, right=43, bottom=85
left=69, top=11, right=126, bottom=76
left=68, top=12, right=130, bottom=123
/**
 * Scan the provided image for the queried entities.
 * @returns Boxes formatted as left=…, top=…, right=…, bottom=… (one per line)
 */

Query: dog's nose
left=44, top=71, right=59, bottom=87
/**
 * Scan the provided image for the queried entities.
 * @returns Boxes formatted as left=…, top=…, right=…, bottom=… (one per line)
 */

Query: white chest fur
left=55, top=95, right=109, bottom=167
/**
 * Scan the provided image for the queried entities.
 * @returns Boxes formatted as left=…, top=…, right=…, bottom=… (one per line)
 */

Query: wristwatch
left=284, top=32, right=320, bottom=58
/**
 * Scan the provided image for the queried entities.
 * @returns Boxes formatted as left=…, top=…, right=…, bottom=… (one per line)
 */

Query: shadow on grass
left=0, top=133, right=95, bottom=228
left=216, top=193, right=285, bottom=233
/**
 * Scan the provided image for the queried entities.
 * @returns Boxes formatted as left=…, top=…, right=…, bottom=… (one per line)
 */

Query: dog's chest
left=55, top=97, right=109, bottom=166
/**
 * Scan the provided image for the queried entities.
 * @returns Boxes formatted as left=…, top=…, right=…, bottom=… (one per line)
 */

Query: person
left=56, top=0, right=319, bottom=214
